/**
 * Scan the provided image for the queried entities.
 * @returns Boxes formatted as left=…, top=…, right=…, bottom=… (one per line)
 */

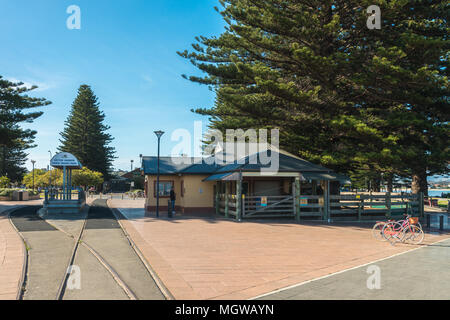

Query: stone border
left=7, top=207, right=28, bottom=300
left=0, top=205, right=27, bottom=300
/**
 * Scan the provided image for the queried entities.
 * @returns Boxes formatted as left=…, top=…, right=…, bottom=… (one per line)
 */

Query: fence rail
left=216, top=192, right=424, bottom=221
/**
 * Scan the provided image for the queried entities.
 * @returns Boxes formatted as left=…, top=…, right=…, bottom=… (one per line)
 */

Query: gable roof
left=214, top=150, right=331, bottom=173
left=142, top=150, right=333, bottom=175
left=141, top=156, right=194, bottom=175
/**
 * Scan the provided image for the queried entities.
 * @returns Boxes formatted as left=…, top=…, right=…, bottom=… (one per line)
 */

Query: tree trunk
left=411, top=169, right=428, bottom=196
left=372, top=177, right=381, bottom=192
left=0, top=146, right=6, bottom=177
left=387, top=177, right=393, bottom=193
left=385, top=174, right=393, bottom=193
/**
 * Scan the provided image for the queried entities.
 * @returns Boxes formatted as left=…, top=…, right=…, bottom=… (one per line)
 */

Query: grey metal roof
left=142, top=157, right=223, bottom=175
left=141, top=157, right=196, bottom=175
left=203, top=172, right=240, bottom=181
left=301, top=172, right=351, bottom=184
left=141, top=150, right=350, bottom=183
left=215, top=151, right=331, bottom=173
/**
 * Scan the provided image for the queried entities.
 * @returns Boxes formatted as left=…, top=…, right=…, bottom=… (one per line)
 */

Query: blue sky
left=0, top=0, right=224, bottom=171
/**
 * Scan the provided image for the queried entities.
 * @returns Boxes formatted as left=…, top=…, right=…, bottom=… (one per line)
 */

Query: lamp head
left=154, top=130, right=165, bottom=139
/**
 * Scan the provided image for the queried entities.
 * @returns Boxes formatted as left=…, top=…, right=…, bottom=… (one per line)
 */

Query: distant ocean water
left=428, top=189, right=450, bottom=197
left=391, top=189, right=449, bottom=197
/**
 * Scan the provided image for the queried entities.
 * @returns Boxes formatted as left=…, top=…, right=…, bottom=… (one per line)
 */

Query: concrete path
left=63, top=243, right=129, bottom=300
left=109, top=198, right=450, bottom=300
left=75, top=199, right=164, bottom=300
left=7, top=199, right=164, bottom=300
left=8, top=205, right=74, bottom=300
left=257, top=238, right=450, bottom=300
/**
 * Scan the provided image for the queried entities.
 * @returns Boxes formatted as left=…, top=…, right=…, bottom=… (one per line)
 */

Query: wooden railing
left=329, top=193, right=423, bottom=220
left=243, top=195, right=295, bottom=218
left=218, top=194, right=237, bottom=217
left=217, top=192, right=424, bottom=221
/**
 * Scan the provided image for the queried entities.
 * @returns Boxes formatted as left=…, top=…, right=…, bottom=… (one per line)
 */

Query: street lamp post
left=48, top=150, right=52, bottom=188
left=154, top=130, right=164, bottom=218
left=131, top=159, right=134, bottom=172
left=31, top=160, right=36, bottom=192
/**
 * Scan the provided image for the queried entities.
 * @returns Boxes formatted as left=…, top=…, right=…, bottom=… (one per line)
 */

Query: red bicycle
left=372, top=219, right=396, bottom=241
left=382, top=215, right=424, bottom=245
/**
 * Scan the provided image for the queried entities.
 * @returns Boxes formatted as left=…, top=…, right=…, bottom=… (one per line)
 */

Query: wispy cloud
left=141, top=74, right=153, bottom=85
left=6, top=77, right=54, bottom=92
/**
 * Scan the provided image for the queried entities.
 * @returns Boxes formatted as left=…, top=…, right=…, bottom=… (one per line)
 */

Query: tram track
left=54, top=215, right=138, bottom=300
left=52, top=200, right=145, bottom=300
left=9, top=200, right=164, bottom=300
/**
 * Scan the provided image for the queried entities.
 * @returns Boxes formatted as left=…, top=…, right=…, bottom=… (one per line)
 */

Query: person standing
left=169, top=186, right=176, bottom=218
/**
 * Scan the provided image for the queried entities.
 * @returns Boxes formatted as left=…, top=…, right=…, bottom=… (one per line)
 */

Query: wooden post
left=357, top=195, right=362, bottom=221
left=295, top=178, right=301, bottom=221
left=225, top=182, right=229, bottom=218
left=323, top=180, right=330, bottom=221
left=292, top=181, right=296, bottom=220
left=386, top=192, right=391, bottom=218
left=419, top=192, right=424, bottom=218
left=242, top=193, right=245, bottom=218
left=312, top=180, right=317, bottom=195
left=236, top=173, right=242, bottom=221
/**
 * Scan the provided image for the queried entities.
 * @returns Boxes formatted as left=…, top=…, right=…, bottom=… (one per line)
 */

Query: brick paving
left=0, top=200, right=42, bottom=300
left=109, top=199, right=450, bottom=300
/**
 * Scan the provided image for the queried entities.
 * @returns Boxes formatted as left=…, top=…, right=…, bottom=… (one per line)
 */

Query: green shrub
left=0, top=176, right=10, bottom=188
left=25, top=189, right=39, bottom=196
left=0, top=188, right=15, bottom=197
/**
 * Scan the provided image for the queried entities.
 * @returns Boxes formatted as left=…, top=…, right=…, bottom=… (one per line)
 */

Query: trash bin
left=18, top=191, right=23, bottom=201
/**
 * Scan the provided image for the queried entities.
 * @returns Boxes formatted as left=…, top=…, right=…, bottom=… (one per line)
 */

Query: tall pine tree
left=0, top=76, right=51, bottom=181
left=179, top=0, right=449, bottom=195
left=59, top=85, right=115, bottom=178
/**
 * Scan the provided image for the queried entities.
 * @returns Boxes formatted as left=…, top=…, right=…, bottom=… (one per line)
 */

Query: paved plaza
left=1, top=198, right=449, bottom=300
left=257, top=237, right=450, bottom=300
left=109, top=199, right=450, bottom=300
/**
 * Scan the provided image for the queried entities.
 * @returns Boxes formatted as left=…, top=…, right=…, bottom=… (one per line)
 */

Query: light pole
left=31, top=160, right=36, bottom=191
left=131, top=159, right=134, bottom=172
left=154, top=130, right=164, bottom=218
left=48, top=150, right=52, bottom=188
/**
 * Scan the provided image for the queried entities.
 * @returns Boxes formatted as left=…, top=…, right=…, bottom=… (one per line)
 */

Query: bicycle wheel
left=417, top=221, right=423, bottom=230
left=382, top=222, right=403, bottom=245
left=372, top=222, right=387, bottom=241
left=401, top=225, right=425, bottom=245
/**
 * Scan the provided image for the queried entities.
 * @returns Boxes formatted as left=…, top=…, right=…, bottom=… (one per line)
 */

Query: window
left=154, top=181, right=174, bottom=197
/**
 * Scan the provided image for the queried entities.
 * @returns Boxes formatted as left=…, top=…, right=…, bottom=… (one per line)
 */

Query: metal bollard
left=439, top=215, right=444, bottom=231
